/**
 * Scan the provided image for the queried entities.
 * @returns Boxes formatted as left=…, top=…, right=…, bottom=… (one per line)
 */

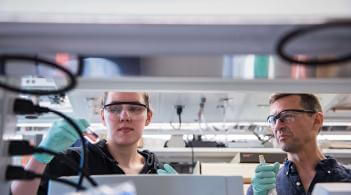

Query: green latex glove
left=34, top=119, right=90, bottom=164
left=157, top=164, right=178, bottom=175
left=252, top=162, right=280, bottom=195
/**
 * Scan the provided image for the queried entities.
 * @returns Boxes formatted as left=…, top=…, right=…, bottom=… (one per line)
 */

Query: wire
left=6, top=166, right=86, bottom=190
left=276, top=21, right=351, bottom=65
left=189, top=139, right=195, bottom=174
left=41, top=174, right=85, bottom=190
left=7, top=139, right=97, bottom=186
left=248, top=125, right=274, bottom=145
left=170, top=105, right=184, bottom=130
left=197, top=97, right=209, bottom=131
left=42, top=107, right=87, bottom=190
left=0, top=55, right=77, bottom=95
left=212, top=98, right=230, bottom=132
left=13, top=98, right=87, bottom=190
left=36, top=147, right=98, bottom=186
left=178, top=114, right=182, bottom=129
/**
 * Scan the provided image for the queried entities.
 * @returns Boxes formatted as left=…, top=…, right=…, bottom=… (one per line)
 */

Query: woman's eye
left=129, top=107, right=140, bottom=112
left=109, top=107, right=122, bottom=113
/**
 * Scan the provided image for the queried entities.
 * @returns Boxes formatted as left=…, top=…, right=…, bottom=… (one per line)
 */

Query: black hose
left=6, top=166, right=86, bottom=191
left=0, top=55, right=76, bottom=95
left=42, top=107, right=87, bottom=191
left=276, top=21, right=351, bottom=65
left=36, top=147, right=98, bottom=186
left=39, top=174, right=86, bottom=190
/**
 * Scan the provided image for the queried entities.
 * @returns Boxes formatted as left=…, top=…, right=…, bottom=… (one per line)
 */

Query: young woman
left=11, top=92, right=175, bottom=195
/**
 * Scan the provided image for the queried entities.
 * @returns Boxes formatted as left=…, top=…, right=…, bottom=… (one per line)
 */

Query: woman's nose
left=119, top=109, right=131, bottom=121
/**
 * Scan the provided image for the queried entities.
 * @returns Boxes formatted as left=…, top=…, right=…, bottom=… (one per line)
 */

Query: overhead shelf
left=146, top=147, right=351, bottom=163
left=1, top=0, right=350, bottom=55
left=1, top=22, right=350, bottom=55
left=74, top=78, right=351, bottom=93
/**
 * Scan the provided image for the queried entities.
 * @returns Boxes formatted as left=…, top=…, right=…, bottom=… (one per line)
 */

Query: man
left=248, top=93, right=351, bottom=195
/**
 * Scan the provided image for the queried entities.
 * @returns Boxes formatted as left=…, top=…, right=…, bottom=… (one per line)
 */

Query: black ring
left=0, top=55, right=77, bottom=95
left=276, top=21, right=351, bottom=66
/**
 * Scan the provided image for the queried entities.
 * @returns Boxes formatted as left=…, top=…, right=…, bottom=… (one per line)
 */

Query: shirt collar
left=316, top=156, right=338, bottom=173
left=283, top=156, right=337, bottom=176
left=97, top=139, right=117, bottom=163
left=97, top=139, right=155, bottom=168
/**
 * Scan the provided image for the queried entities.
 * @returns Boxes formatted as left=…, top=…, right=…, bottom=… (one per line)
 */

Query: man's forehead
left=270, top=96, right=302, bottom=114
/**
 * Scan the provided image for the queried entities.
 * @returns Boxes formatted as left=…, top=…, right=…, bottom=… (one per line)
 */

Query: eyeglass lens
left=105, top=104, right=146, bottom=119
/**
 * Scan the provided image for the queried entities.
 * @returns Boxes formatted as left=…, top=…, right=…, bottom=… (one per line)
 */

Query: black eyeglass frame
left=103, top=102, right=148, bottom=110
left=267, top=109, right=316, bottom=125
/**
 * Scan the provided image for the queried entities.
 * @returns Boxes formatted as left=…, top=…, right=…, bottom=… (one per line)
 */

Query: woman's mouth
left=117, top=127, right=133, bottom=133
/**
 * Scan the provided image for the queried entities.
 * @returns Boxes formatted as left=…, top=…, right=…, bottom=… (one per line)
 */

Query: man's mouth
left=279, top=135, right=290, bottom=142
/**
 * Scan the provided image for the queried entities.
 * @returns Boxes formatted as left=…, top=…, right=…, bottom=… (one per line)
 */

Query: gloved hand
left=252, top=162, right=280, bottom=195
left=34, top=119, right=90, bottom=164
left=157, top=164, right=178, bottom=175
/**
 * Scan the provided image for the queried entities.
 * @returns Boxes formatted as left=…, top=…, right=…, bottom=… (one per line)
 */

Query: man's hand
left=252, top=162, right=280, bottom=195
left=157, top=164, right=178, bottom=175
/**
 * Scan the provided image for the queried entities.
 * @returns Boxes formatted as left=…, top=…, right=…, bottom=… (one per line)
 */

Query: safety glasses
left=267, top=109, right=316, bottom=127
left=103, top=102, right=148, bottom=120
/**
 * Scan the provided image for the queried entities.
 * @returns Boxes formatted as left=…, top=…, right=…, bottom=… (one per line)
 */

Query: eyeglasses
left=267, top=109, right=316, bottom=127
left=103, top=102, right=148, bottom=119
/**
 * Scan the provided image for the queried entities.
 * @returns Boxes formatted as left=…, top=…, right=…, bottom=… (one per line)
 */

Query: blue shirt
left=247, top=156, right=351, bottom=195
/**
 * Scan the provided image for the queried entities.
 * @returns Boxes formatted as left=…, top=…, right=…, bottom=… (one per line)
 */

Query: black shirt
left=38, top=140, right=162, bottom=195
left=247, top=156, right=351, bottom=195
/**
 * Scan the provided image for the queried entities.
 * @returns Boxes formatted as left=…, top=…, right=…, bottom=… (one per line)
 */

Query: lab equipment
left=312, top=183, right=351, bottom=195
left=68, top=182, right=136, bottom=195
left=49, top=175, right=243, bottom=195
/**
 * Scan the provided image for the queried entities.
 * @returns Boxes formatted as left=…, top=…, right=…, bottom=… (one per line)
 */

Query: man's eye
left=284, top=114, right=295, bottom=118
left=281, top=114, right=295, bottom=121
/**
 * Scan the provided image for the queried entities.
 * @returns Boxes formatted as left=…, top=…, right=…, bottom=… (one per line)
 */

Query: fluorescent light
left=17, top=123, right=52, bottom=127
left=142, top=135, right=171, bottom=139
left=318, top=135, right=351, bottom=141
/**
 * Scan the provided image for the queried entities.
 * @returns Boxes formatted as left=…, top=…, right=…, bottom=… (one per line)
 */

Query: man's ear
left=145, top=111, right=153, bottom=126
left=314, top=112, right=324, bottom=134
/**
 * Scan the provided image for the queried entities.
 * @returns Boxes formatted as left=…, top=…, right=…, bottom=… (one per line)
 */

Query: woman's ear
left=145, top=111, right=153, bottom=126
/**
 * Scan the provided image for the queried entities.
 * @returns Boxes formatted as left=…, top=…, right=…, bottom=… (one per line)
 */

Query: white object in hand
left=258, top=155, right=277, bottom=195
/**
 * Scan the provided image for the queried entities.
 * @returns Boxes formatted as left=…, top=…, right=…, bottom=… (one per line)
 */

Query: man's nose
left=273, top=119, right=285, bottom=132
